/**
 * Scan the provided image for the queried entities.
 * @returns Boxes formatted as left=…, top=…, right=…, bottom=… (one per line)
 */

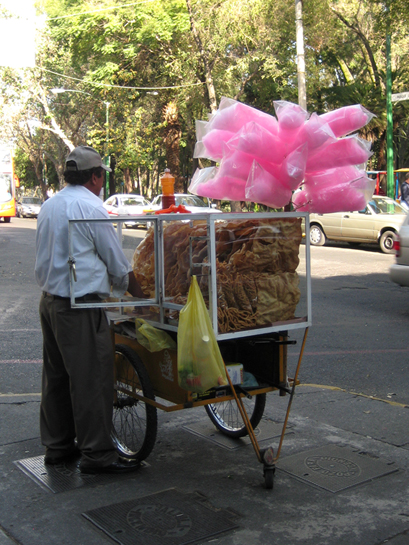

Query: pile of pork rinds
left=131, top=217, right=302, bottom=333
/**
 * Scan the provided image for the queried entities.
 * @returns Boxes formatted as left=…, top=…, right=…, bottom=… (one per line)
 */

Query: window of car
left=171, top=195, right=207, bottom=207
left=121, top=197, right=149, bottom=206
left=187, top=196, right=207, bottom=207
left=22, top=197, right=41, bottom=205
left=368, top=198, right=405, bottom=215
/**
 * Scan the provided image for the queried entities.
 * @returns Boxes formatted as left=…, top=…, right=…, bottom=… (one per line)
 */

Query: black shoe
left=79, top=458, right=140, bottom=475
left=44, top=448, right=81, bottom=466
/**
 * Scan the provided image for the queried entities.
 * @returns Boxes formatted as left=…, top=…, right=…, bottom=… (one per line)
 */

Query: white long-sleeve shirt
left=35, top=184, right=131, bottom=298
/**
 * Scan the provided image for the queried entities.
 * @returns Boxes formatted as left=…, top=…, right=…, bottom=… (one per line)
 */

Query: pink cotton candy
left=275, top=102, right=309, bottom=156
left=195, top=175, right=247, bottom=201
left=278, top=143, right=308, bottom=191
left=306, top=135, right=373, bottom=173
left=209, top=100, right=266, bottom=134
left=304, top=165, right=366, bottom=191
left=227, top=122, right=286, bottom=165
left=200, top=129, right=235, bottom=160
left=274, top=100, right=308, bottom=130
left=255, top=111, right=279, bottom=136
left=245, top=162, right=292, bottom=208
left=309, top=187, right=367, bottom=213
left=303, top=182, right=368, bottom=213
left=319, top=105, right=375, bottom=138
left=292, top=190, right=310, bottom=212
left=293, top=113, right=336, bottom=152
left=188, top=166, right=218, bottom=195
left=211, top=97, right=279, bottom=136
left=293, top=175, right=373, bottom=213
left=218, top=147, right=255, bottom=181
left=225, top=151, right=281, bottom=180
left=191, top=98, right=375, bottom=212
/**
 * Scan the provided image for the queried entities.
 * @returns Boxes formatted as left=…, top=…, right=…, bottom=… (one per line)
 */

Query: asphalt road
left=1, top=216, right=408, bottom=405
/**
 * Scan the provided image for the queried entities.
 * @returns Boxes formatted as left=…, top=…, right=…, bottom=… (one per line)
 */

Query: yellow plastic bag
left=177, top=276, right=228, bottom=393
left=134, top=319, right=177, bottom=352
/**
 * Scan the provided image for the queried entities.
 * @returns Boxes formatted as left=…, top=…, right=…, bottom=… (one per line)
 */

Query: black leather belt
left=43, top=292, right=101, bottom=302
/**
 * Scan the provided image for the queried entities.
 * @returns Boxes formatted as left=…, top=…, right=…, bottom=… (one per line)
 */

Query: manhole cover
left=82, top=489, right=239, bottom=545
left=14, top=455, right=144, bottom=494
left=183, top=418, right=292, bottom=450
left=278, top=444, right=398, bottom=493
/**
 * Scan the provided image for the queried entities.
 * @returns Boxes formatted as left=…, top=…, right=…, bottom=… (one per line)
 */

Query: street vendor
left=35, top=145, right=144, bottom=474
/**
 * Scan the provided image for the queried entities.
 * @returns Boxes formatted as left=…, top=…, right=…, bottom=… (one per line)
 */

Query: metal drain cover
left=14, top=455, right=144, bottom=494
left=183, top=418, right=292, bottom=450
left=82, top=489, right=239, bottom=545
left=278, top=444, right=399, bottom=493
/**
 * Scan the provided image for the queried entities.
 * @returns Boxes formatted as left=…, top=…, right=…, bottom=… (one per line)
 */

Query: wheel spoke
left=111, top=345, right=157, bottom=462
left=205, top=393, right=266, bottom=438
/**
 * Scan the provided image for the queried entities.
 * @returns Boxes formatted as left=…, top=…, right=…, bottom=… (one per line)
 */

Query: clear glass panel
left=130, top=214, right=308, bottom=336
left=213, top=216, right=306, bottom=335
left=70, top=214, right=310, bottom=337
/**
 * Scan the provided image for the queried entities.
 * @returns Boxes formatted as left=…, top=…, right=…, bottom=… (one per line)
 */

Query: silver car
left=308, top=196, right=408, bottom=254
left=17, top=196, right=42, bottom=218
left=390, top=213, right=409, bottom=286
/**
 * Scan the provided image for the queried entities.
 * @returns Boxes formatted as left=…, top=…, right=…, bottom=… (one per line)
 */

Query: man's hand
left=127, top=272, right=145, bottom=298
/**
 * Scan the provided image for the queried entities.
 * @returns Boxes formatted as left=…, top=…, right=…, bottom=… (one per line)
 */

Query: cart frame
left=68, top=212, right=311, bottom=488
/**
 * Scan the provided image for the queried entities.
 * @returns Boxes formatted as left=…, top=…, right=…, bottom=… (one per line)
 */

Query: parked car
left=308, top=196, right=408, bottom=254
left=16, top=196, right=42, bottom=218
left=390, top=213, right=409, bottom=286
left=149, top=194, right=219, bottom=214
left=103, top=194, right=151, bottom=228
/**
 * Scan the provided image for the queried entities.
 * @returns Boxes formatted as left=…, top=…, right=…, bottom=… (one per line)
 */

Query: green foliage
left=1, top=0, right=409, bottom=190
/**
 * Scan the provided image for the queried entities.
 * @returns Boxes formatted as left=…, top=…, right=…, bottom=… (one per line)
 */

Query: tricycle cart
left=68, top=211, right=311, bottom=489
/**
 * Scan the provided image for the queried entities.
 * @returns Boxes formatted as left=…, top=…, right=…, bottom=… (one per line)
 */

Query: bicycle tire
left=112, top=344, right=157, bottom=462
left=205, top=392, right=266, bottom=438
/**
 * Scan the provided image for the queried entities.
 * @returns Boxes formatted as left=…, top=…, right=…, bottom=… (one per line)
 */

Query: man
left=35, top=146, right=144, bottom=474
left=400, top=172, right=409, bottom=210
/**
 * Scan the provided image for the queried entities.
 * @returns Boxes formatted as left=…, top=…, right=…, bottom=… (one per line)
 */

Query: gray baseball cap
left=65, top=146, right=112, bottom=172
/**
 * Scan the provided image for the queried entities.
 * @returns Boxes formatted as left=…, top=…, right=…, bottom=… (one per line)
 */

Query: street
left=1, top=217, right=408, bottom=405
left=1, top=216, right=409, bottom=545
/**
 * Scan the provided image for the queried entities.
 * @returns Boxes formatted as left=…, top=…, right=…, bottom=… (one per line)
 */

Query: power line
left=38, top=67, right=204, bottom=91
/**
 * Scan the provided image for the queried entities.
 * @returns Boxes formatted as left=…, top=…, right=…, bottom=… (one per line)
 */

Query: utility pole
left=385, top=2, right=394, bottom=199
left=295, top=0, right=307, bottom=110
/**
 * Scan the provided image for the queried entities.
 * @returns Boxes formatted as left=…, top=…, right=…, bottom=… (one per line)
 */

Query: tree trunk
left=163, top=100, right=183, bottom=191
left=124, top=168, right=132, bottom=193
left=295, top=0, right=307, bottom=110
left=185, top=0, right=218, bottom=114
left=109, top=156, right=116, bottom=197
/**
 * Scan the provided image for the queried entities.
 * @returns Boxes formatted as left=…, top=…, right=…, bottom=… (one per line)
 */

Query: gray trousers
left=39, top=293, right=118, bottom=466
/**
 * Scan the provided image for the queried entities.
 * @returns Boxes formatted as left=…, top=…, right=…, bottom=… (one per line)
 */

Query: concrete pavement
left=1, top=383, right=408, bottom=545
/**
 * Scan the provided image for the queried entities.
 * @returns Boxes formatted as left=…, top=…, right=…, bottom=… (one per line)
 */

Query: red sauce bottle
left=161, top=169, right=176, bottom=209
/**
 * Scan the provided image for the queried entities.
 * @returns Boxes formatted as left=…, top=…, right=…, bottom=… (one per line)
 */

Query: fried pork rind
left=132, top=217, right=302, bottom=333
left=255, top=272, right=300, bottom=325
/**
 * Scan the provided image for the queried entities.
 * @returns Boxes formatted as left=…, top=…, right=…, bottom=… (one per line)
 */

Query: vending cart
left=68, top=211, right=311, bottom=489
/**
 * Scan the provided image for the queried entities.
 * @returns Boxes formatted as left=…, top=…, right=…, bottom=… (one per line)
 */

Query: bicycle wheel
left=205, top=392, right=266, bottom=438
left=112, top=344, right=157, bottom=462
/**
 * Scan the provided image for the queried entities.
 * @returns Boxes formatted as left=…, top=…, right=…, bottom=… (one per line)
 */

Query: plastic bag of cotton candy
left=190, top=98, right=375, bottom=213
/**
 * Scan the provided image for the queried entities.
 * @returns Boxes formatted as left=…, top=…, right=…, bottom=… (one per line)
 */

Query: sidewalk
left=1, top=384, right=409, bottom=545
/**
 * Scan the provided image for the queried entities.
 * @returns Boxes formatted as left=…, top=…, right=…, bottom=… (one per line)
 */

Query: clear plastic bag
left=177, top=276, right=228, bottom=393
left=134, top=318, right=177, bottom=352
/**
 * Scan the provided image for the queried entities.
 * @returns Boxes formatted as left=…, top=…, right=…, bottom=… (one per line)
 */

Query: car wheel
left=379, top=230, right=395, bottom=254
left=310, top=224, right=326, bottom=246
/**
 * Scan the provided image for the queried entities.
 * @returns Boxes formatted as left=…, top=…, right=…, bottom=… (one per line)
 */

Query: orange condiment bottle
left=160, top=169, right=176, bottom=209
